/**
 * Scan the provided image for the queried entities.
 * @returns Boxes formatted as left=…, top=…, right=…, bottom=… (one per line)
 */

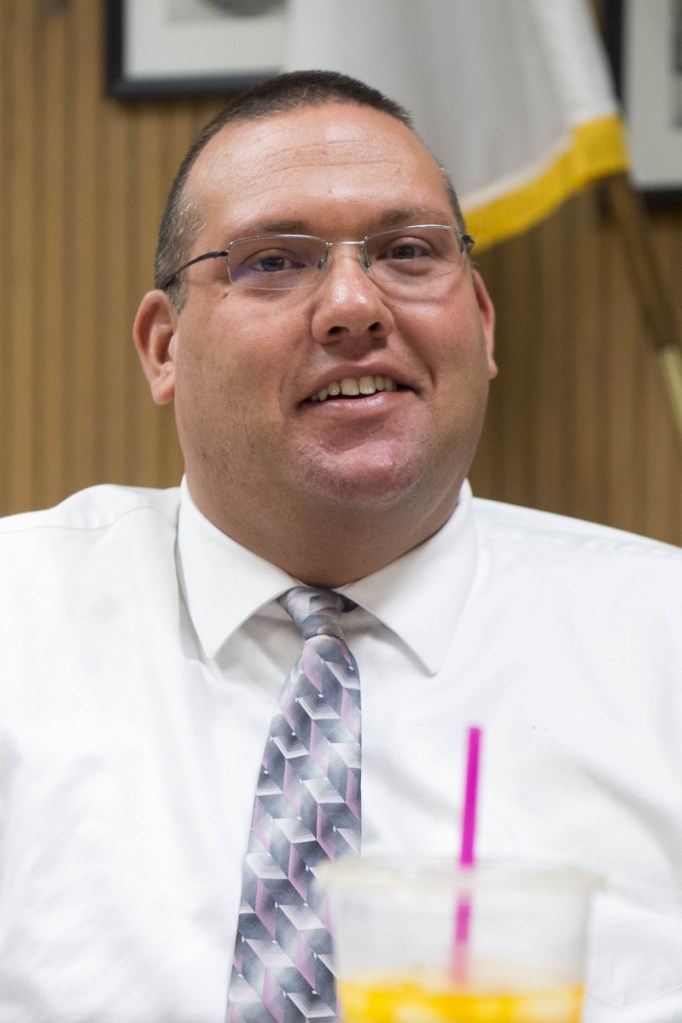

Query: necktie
left=228, top=586, right=361, bottom=1023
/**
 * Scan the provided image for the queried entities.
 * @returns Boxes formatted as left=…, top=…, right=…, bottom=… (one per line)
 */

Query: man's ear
left=471, top=269, right=498, bottom=381
left=133, top=290, right=179, bottom=406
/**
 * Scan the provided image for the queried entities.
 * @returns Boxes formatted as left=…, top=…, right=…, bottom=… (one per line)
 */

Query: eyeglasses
left=161, top=224, right=474, bottom=293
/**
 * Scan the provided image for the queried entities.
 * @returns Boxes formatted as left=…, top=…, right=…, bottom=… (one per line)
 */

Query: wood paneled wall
left=473, top=190, right=682, bottom=545
left=2, top=0, right=682, bottom=545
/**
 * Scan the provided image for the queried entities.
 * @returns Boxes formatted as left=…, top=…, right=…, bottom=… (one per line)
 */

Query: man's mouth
left=309, top=375, right=400, bottom=403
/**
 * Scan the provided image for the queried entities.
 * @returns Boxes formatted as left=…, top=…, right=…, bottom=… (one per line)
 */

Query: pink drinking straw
left=452, top=725, right=482, bottom=980
left=459, top=725, right=482, bottom=869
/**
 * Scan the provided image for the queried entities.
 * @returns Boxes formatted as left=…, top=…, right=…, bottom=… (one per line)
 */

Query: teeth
left=310, top=375, right=398, bottom=402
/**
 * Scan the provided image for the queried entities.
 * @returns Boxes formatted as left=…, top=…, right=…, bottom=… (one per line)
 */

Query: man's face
left=137, top=102, right=496, bottom=541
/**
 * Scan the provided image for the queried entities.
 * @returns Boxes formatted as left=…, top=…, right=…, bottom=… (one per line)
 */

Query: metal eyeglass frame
left=161, top=224, right=475, bottom=293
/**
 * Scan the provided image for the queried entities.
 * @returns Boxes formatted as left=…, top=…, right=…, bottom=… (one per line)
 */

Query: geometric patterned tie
left=227, top=586, right=361, bottom=1023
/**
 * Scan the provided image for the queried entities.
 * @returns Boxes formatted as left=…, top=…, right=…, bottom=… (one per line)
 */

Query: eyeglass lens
left=227, top=225, right=466, bottom=291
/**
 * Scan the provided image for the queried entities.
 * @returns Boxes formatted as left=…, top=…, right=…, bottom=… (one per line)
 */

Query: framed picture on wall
left=604, top=0, right=682, bottom=202
left=105, top=0, right=287, bottom=99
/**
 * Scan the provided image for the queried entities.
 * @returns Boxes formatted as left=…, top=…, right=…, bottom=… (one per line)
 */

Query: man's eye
left=245, top=251, right=306, bottom=273
left=377, top=239, right=433, bottom=261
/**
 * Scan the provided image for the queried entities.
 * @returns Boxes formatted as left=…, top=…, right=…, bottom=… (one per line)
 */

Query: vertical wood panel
left=1, top=0, right=682, bottom=547
left=6, top=3, right=38, bottom=510
left=533, top=208, right=573, bottom=511
left=0, top=2, right=11, bottom=511
left=98, top=98, right=134, bottom=486
left=567, top=190, right=606, bottom=525
left=38, top=4, right=68, bottom=503
left=68, top=0, right=104, bottom=494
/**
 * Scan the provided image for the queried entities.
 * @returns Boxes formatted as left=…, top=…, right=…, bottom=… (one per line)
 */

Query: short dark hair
left=156, top=69, right=465, bottom=308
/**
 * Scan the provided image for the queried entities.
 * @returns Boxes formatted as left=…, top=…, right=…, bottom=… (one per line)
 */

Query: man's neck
left=187, top=481, right=459, bottom=587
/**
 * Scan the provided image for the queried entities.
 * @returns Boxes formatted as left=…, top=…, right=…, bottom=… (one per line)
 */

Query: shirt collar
left=177, top=478, right=479, bottom=674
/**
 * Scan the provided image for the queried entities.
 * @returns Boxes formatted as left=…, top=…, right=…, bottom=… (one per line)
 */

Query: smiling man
left=2, top=71, right=682, bottom=1023
left=133, top=93, right=496, bottom=586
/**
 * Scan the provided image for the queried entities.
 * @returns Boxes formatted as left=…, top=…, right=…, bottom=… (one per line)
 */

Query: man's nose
left=310, top=244, right=395, bottom=345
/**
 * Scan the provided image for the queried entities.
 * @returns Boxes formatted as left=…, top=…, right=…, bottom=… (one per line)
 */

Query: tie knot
left=279, top=586, right=356, bottom=640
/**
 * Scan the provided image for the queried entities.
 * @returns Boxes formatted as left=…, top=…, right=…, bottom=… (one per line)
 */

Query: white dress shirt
left=1, top=479, right=682, bottom=1022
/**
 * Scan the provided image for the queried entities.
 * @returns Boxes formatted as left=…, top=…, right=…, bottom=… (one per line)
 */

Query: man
left=1, top=70, right=682, bottom=1023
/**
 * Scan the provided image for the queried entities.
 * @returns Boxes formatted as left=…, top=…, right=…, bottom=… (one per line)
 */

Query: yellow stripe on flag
left=465, top=115, right=629, bottom=251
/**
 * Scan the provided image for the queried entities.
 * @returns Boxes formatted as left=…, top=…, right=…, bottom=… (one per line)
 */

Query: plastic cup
left=317, top=858, right=600, bottom=1023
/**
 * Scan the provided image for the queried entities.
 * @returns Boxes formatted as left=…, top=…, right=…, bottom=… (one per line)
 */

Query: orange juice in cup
left=338, top=974, right=583, bottom=1023
left=318, top=859, right=598, bottom=1023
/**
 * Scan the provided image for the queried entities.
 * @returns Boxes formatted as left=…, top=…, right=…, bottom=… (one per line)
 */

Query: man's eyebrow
left=231, top=219, right=310, bottom=238
left=229, top=208, right=454, bottom=240
left=376, top=207, right=453, bottom=227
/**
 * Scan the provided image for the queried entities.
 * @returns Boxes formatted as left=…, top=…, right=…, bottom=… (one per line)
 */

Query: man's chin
left=299, top=458, right=425, bottom=509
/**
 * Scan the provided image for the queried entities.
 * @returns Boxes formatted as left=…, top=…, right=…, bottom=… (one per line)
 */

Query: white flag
left=285, top=0, right=629, bottom=249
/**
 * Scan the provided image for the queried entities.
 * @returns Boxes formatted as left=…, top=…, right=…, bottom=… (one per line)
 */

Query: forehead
left=187, top=102, right=453, bottom=232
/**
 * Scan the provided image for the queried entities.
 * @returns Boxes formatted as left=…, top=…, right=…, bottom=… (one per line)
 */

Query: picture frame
left=604, top=0, right=682, bottom=202
left=105, top=0, right=287, bottom=100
